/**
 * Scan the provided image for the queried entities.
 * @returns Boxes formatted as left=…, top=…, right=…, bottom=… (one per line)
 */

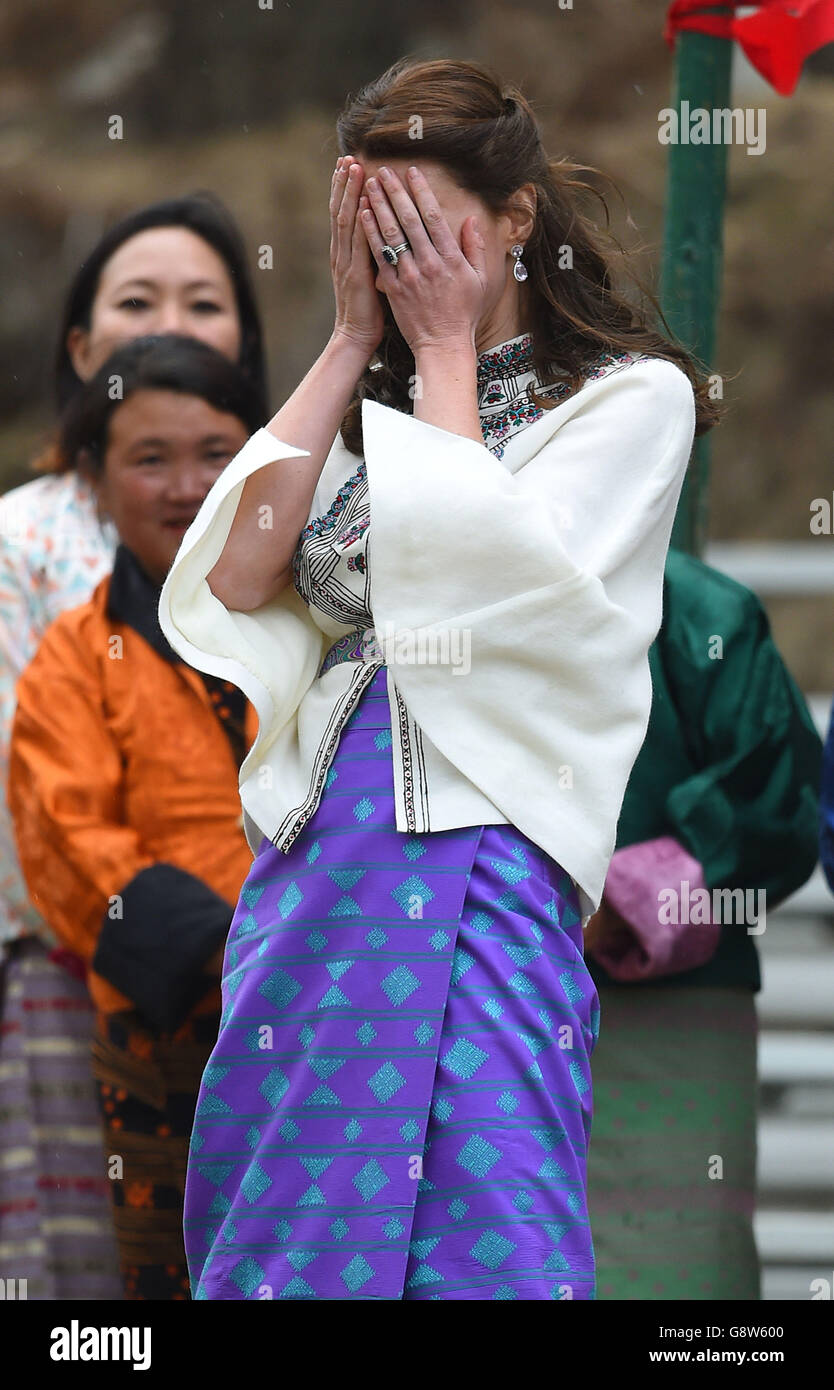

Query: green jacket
left=589, top=548, right=823, bottom=992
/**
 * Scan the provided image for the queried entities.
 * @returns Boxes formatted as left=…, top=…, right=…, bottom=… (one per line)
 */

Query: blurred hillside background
left=1, top=0, right=832, bottom=685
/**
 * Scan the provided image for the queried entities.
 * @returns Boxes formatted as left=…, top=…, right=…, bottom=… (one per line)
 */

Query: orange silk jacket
left=9, top=545, right=258, bottom=1027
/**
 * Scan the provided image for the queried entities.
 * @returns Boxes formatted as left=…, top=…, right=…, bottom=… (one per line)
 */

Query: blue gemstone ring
left=381, top=240, right=411, bottom=267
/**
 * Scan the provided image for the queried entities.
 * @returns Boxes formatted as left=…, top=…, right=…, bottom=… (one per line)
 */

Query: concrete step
left=757, top=958, right=834, bottom=1027
left=757, top=1117, right=834, bottom=1191
left=759, top=1033, right=834, bottom=1084
left=754, top=1209, right=834, bottom=1264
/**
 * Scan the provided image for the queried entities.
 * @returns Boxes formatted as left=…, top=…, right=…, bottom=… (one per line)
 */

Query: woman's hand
left=331, top=156, right=386, bottom=355
left=359, top=165, right=489, bottom=355
left=583, top=898, right=632, bottom=958
left=205, top=945, right=226, bottom=978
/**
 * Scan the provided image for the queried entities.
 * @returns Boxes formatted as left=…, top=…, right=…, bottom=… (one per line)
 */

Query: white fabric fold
left=158, top=357, right=695, bottom=918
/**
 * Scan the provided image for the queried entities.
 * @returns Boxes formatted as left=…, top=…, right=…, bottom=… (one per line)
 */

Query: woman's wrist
left=412, top=339, right=482, bottom=443
left=328, top=326, right=380, bottom=372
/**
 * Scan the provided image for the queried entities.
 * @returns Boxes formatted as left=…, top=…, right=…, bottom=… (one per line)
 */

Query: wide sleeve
left=158, top=428, right=326, bottom=793
left=360, top=358, right=696, bottom=903
left=661, top=592, right=822, bottom=907
left=8, top=619, right=233, bottom=1031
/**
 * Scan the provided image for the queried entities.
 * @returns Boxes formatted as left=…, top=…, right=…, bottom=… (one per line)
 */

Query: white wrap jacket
left=158, top=353, right=696, bottom=920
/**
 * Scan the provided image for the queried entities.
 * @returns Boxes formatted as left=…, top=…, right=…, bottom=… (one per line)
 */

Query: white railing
left=704, top=540, right=834, bottom=1301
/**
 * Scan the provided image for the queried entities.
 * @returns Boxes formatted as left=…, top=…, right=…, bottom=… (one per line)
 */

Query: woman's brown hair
left=336, top=55, right=721, bottom=456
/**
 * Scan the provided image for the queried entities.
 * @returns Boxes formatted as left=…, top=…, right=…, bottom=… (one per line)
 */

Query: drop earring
left=511, top=243, right=528, bottom=282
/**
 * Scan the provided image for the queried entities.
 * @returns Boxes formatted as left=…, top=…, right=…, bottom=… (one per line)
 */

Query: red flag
left=666, top=0, right=834, bottom=95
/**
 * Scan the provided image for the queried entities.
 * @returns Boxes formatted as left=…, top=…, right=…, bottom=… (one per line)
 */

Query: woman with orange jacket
left=9, top=335, right=262, bottom=1299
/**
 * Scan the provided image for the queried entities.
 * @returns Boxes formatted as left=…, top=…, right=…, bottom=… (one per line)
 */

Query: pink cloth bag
left=590, top=835, right=721, bottom=981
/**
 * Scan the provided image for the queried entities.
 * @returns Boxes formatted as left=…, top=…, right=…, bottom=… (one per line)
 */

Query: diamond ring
left=381, top=240, right=411, bottom=267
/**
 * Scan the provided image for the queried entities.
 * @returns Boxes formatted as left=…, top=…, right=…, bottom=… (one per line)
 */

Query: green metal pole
left=660, top=27, right=733, bottom=557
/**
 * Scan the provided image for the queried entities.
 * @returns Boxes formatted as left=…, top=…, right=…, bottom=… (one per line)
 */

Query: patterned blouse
left=293, top=330, right=636, bottom=639
left=0, top=471, right=117, bottom=944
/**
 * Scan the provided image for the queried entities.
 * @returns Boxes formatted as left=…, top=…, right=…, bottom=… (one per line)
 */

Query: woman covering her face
left=0, top=194, right=266, bottom=1300
left=9, top=335, right=264, bottom=1300
left=159, top=57, right=712, bottom=1301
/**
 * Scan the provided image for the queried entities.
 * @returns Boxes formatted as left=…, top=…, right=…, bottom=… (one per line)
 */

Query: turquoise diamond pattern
left=188, top=755, right=597, bottom=1300
left=391, top=875, right=435, bottom=915
left=353, top=1158, right=389, bottom=1202
left=471, top=1230, right=516, bottom=1270
left=560, top=969, right=585, bottom=1004
left=457, top=1134, right=501, bottom=1177
left=406, top=1263, right=443, bottom=1289
left=258, top=969, right=301, bottom=1010
left=328, top=895, right=361, bottom=918
left=240, top=1160, right=272, bottom=1204
left=441, top=1038, right=488, bottom=1080
left=230, top=1256, right=264, bottom=1296
left=450, top=947, right=475, bottom=984
left=380, top=965, right=419, bottom=1005
left=368, top=1061, right=406, bottom=1103
left=329, top=868, right=365, bottom=889
left=259, top=1067, right=289, bottom=1108
left=277, top=881, right=303, bottom=918
left=341, top=1254, right=374, bottom=1292
left=490, top=857, right=531, bottom=885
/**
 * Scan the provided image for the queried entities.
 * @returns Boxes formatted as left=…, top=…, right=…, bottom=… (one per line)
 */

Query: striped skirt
left=184, top=666, right=600, bottom=1300
left=0, top=936, right=123, bottom=1299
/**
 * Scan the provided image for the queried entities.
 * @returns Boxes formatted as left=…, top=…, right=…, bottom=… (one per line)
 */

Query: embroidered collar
left=476, top=331, right=642, bottom=459
left=106, top=542, right=180, bottom=665
left=476, top=332, right=535, bottom=389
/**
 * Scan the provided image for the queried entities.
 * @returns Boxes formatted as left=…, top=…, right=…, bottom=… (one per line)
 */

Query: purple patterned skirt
left=184, top=667, right=599, bottom=1300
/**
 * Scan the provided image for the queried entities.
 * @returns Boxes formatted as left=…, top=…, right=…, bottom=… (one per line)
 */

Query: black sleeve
left=92, top=862, right=233, bottom=1034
